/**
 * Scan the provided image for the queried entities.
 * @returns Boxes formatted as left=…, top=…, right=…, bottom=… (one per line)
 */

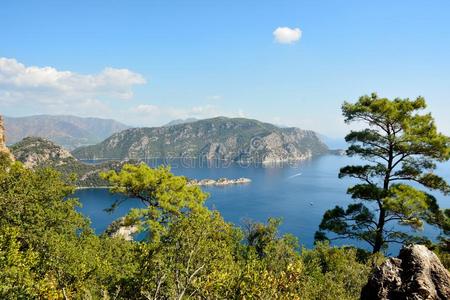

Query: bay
left=74, top=155, right=450, bottom=254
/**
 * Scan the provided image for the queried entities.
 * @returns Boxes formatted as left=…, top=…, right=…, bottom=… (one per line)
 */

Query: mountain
left=11, top=137, right=127, bottom=187
left=4, top=115, right=129, bottom=150
left=163, top=118, right=199, bottom=127
left=72, top=117, right=329, bottom=163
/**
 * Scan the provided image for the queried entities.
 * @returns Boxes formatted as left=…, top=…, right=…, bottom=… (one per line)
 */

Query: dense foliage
left=0, top=153, right=138, bottom=299
left=2, top=95, right=449, bottom=298
left=316, top=94, right=450, bottom=253
left=0, top=154, right=375, bottom=299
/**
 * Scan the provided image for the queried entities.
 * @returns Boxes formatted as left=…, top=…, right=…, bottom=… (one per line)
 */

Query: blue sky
left=1, top=0, right=450, bottom=137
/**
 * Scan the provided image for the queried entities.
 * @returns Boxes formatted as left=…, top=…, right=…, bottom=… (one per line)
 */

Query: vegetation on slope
left=0, top=151, right=448, bottom=299
left=0, top=154, right=376, bottom=299
left=1, top=96, right=449, bottom=299
left=10, top=137, right=129, bottom=187
left=72, top=117, right=329, bottom=163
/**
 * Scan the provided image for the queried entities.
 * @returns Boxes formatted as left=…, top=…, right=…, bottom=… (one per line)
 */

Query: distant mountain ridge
left=4, top=115, right=129, bottom=150
left=72, top=117, right=329, bottom=163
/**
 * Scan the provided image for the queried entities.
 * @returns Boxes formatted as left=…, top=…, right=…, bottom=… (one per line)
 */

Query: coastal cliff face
left=361, top=245, right=450, bottom=300
left=0, top=116, right=14, bottom=160
left=72, top=117, right=329, bottom=163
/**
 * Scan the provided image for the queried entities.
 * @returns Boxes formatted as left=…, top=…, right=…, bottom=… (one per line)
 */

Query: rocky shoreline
left=76, top=177, right=251, bottom=189
left=188, top=177, right=251, bottom=186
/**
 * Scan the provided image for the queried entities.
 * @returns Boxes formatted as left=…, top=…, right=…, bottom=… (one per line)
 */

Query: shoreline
left=77, top=153, right=339, bottom=165
left=188, top=177, right=251, bottom=186
left=76, top=177, right=252, bottom=190
left=76, top=186, right=109, bottom=190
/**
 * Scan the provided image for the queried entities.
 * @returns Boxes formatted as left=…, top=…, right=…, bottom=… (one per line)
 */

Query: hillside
left=4, top=115, right=129, bottom=150
left=11, top=137, right=74, bottom=168
left=72, top=117, right=329, bottom=163
left=10, top=137, right=128, bottom=187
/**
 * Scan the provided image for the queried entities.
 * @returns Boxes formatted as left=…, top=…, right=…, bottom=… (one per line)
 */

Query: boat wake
left=287, top=172, right=302, bottom=179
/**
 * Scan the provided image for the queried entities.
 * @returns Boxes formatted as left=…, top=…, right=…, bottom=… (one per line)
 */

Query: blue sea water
left=74, top=155, right=450, bottom=254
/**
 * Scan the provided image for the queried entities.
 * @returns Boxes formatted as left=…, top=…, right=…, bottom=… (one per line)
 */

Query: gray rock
left=361, top=244, right=450, bottom=300
left=0, top=115, right=14, bottom=160
left=105, top=217, right=139, bottom=241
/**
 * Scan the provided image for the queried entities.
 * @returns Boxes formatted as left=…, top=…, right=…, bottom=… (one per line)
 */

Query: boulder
left=361, top=244, right=450, bottom=300
left=105, top=217, right=139, bottom=241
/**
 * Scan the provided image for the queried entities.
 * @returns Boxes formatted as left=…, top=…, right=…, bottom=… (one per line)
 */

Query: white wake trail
left=287, top=172, right=302, bottom=179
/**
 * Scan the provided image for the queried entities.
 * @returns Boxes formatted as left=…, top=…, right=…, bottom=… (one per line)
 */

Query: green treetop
left=101, top=163, right=208, bottom=244
left=316, top=93, right=450, bottom=253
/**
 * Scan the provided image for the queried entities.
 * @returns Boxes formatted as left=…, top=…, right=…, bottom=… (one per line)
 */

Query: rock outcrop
left=105, top=217, right=139, bottom=241
left=361, top=244, right=450, bottom=300
left=188, top=177, right=251, bottom=186
left=0, top=115, right=14, bottom=160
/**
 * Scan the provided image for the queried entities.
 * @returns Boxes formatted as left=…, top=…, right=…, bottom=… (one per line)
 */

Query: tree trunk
left=373, top=207, right=386, bottom=253
left=374, top=131, right=393, bottom=253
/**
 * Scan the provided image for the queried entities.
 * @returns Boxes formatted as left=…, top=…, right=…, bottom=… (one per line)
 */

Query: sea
left=74, top=155, right=450, bottom=255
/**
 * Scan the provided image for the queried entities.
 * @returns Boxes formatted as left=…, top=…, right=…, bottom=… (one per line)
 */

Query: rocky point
left=0, top=115, right=14, bottom=161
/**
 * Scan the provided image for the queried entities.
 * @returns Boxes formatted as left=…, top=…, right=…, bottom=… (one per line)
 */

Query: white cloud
left=273, top=27, right=302, bottom=44
left=0, top=58, right=255, bottom=128
left=131, top=104, right=161, bottom=115
left=0, top=57, right=146, bottom=115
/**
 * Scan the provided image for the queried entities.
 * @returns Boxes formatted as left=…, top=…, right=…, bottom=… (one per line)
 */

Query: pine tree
left=316, top=93, right=450, bottom=253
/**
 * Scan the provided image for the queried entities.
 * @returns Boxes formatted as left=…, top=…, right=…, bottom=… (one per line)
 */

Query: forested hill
left=72, top=117, right=329, bottom=162
left=10, top=137, right=127, bottom=187
left=4, top=115, right=129, bottom=150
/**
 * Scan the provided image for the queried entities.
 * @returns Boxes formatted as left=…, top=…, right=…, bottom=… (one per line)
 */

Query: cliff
left=0, top=115, right=14, bottom=161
